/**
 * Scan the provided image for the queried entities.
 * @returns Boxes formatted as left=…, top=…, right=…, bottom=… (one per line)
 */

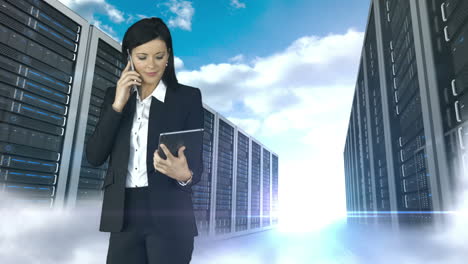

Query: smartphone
left=127, top=49, right=139, bottom=91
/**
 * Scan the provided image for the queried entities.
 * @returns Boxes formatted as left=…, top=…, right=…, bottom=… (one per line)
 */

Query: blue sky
left=58, top=0, right=370, bottom=230
left=64, top=0, right=370, bottom=69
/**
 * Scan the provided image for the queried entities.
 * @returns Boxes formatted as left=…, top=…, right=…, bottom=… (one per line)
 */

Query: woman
left=86, top=17, right=203, bottom=264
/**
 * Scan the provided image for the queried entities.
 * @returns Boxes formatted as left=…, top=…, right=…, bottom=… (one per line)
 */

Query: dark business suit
left=85, top=82, right=203, bottom=262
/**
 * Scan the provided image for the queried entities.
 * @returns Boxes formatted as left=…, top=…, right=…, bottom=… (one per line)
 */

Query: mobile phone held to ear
left=127, top=49, right=139, bottom=91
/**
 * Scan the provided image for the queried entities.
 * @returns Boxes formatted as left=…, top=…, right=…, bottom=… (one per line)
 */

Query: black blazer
left=85, top=83, right=204, bottom=238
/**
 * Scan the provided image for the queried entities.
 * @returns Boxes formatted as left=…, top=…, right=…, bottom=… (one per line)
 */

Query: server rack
left=0, top=0, right=89, bottom=208
left=415, top=0, right=468, bottom=218
left=357, top=62, right=374, bottom=222
left=271, top=153, right=279, bottom=225
left=235, top=129, right=249, bottom=232
left=379, top=0, right=434, bottom=225
left=66, top=25, right=123, bottom=207
left=193, top=104, right=217, bottom=236
left=213, top=116, right=235, bottom=234
left=344, top=0, right=468, bottom=228
left=261, top=147, right=271, bottom=227
left=250, top=139, right=262, bottom=229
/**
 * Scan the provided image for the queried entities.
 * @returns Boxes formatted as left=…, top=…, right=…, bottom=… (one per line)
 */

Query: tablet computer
left=157, top=128, right=204, bottom=159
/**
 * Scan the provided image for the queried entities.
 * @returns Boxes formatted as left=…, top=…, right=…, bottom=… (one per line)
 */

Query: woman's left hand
left=153, top=144, right=192, bottom=182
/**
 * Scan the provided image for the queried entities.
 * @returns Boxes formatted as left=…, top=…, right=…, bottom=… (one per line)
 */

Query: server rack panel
left=419, top=0, right=468, bottom=215
left=365, top=8, right=390, bottom=219
left=214, top=117, right=234, bottom=234
left=380, top=0, right=434, bottom=225
left=192, top=105, right=216, bottom=236
left=235, top=131, right=249, bottom=232
left=65, top=25, right=121, bottom=207
left=272, top=154, right=279, bottom=225
left=262, top=148, right=271, bottom=227
left=250, top=140, right=261, bottom=229
left=358, top=65, right=374, bottom=214
left=0, top=0, right=89, bottom=208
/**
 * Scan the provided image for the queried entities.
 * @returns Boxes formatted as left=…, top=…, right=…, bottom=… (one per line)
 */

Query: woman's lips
left=146, top=72, right=157, bottom=77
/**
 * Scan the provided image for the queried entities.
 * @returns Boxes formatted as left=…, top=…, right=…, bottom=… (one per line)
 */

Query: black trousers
left=106, top=187, right=194, bottom=264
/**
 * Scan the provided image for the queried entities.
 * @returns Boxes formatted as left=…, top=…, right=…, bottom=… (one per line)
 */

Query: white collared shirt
left=125, top=82, right=166, bottom=188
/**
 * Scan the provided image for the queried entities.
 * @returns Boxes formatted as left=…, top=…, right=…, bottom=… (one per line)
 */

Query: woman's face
left=131, top=38, right=169, bottom=87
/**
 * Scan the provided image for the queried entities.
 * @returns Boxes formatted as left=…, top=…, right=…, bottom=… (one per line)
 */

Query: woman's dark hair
left=121, top=17, right=178, bottom=89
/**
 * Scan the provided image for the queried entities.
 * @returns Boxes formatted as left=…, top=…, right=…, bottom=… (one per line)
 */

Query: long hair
left=121, top=17, right=178, bottom=90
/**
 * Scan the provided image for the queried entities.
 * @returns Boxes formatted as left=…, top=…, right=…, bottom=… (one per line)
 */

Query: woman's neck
left=140, top=80, right=161, bottom=100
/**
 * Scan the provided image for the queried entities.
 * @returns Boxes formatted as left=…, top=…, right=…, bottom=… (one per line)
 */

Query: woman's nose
left=147, top=58, right=156, bottom=69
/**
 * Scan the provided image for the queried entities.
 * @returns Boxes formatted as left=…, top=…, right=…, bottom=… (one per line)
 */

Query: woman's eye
left=156, top=56, right=164, bottom=60
left=138, top=57, right=146, bottom=60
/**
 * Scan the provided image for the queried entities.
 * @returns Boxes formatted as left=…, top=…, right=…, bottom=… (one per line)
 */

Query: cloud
left=92, top=19, right=119, bottom=40
left=58, top=0, right=125, bottom=41
left=229, top=54, right=245, bottom=64
left=230, top=0, right=246, bottom=9
left=225, top=117, right=261, bottom=135
left=0, top=193, right=108, bottom=264
left=178, top=28, right=363, bottom=119
left=174, top=56, right=185, bottom=70
left=165, top=0, right=195, bottom=31
left=58, top=0, right=125, bottom=23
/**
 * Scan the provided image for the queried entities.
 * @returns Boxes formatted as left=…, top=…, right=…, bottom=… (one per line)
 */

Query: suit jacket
left=85, top=82, right=204, bottom=238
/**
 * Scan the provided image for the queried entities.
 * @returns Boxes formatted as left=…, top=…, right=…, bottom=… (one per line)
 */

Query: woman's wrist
left=112, top=103, right=123, bottom=112
left=179, top=169, right=193, bottom=183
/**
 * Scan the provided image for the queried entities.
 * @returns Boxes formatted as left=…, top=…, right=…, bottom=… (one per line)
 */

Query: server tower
left=0, top=0, right=89, bottom=209
left=418, top=0, right=468, bottom=219
left=66, top=25, right=124, bottom=207
left=261, top=147, right=271, bottom=227
left=344, top=0, right=468, bottom=228
left=193, top=105, right=217, bottom=236
left=250, top=140, right=262, bottom=229
left=212, top=117, right=235, bottom=234
left=235, top=129, right=249, bottom=232
left=271, top=153, right=279, bottom=225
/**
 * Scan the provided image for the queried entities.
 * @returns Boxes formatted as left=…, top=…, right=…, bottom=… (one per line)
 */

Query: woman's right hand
left=112, top=61, right=142, bottom=112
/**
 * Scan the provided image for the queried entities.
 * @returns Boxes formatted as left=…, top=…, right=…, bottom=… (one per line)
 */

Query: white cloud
left=174, top=56, right=185, bottom=70
left=178, top=28, right=363, bottom=117
left=58, top=0, right=125, bottom=23
left=92, top=19, right=119, bottom=41
left=165, top=0, right=195, bottom=31
left=229, top=54, right=245, bottom=63
left=58, top=0, right=125, bottom=41
left=225, top=117, right=261, bottom=135
left=230, top=0, right=246, bottom=9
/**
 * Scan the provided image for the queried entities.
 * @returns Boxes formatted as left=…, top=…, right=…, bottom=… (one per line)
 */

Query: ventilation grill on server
left=383, top=0, right=432, bottom=224
left=215, top=119, right=234, bottom=234
left=366, top=9, right=391, bottom=218
left=358, top=68, right=373, bottom=215
left=192, top=108, right=214, bottom=235
left=350, top=97, right=363, bottom=224
left=77, top=39, right=123, bottom=203
left=235, top=132, right=249, bottom=231
left=0, top=0, right=80, bottom=207
left=250, top=141, right=261, bottom=228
